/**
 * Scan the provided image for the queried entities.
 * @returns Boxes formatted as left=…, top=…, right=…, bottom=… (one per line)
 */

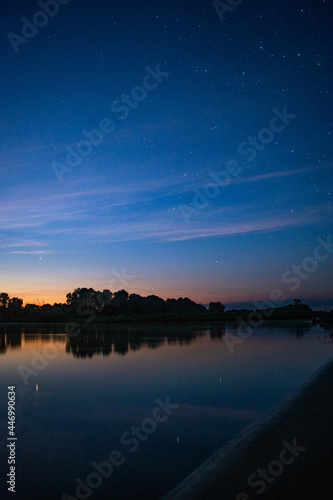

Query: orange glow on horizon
left=7, top=287, right=241, bottom=307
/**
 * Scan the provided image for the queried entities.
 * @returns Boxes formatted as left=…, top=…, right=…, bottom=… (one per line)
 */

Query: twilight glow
left=1, top=0, right=332, bottom=309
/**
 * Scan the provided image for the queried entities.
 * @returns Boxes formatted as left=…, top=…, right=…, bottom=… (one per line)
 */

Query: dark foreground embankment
left=162, top=358, right=333, bottom=500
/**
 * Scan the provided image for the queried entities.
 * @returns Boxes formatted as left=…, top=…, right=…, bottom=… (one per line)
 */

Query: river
left=0, top=321, right=332, bottom=499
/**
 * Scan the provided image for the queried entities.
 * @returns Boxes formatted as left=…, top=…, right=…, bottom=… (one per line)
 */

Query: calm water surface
left=0, top=322, right=332, bottom=500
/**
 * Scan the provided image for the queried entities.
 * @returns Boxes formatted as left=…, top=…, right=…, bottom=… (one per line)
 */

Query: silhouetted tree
left=145, top=295, right=166, bottom=313
left=112, top=289, right=129, bottom=314
left=209, top=301, right=225, bottom=314
left=24, top=304, right=40, bottom=321
left=128, top=294, right=148, bottom=314
left=66, top=288, right=112, bottom=317
left=0, top=292, right=10, bottom=321
left=0, top=292, right=9, bottom=307
left=7, top=297, right=23, bottom=321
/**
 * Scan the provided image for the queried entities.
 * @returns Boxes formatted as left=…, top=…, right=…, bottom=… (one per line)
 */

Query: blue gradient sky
left=1, top=0, right=332, bottom=308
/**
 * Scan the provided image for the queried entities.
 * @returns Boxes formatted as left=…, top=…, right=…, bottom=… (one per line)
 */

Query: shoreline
left=162, top=357, right=333, bottom=500
left=0, top=318, right=318, bottom=326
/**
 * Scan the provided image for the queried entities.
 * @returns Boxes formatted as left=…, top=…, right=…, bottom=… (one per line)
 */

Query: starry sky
left=1, top=0, right=332, bottom=309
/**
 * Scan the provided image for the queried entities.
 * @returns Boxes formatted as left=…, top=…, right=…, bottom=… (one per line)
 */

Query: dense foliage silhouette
left=0, top=289, right=322, bottom=324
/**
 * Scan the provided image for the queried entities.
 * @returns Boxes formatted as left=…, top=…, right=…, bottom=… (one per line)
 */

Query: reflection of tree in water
left=1, top=321, right=326, bottom=357
left=209, top=326, right=227, bottom=339
left=66, top=332, right=113, bottom=357
left=65, top=325, right=208, bottom=358
left=0, top=327, right=23, bottom=354
left=0, top=332, right=6, bottom=354
left=0, top=326, right=66, bottom=355
left=284, top=323, right=312, bottom=338
left=295, top=327, right=305, bottom=338
left=0, top=324, right=206, bottom=356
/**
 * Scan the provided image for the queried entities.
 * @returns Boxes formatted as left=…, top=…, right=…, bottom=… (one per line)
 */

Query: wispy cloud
left=8, top=250, right=54, bottom=255
left=232, top=163, right=332, bottom=185
left=33, top=203, right=330, bottom=243
left=1, top=161, right=331, bottom=249
left=0, top=238, right=44, bottom=249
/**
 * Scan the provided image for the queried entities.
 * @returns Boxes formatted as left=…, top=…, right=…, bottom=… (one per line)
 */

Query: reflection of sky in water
left=0, top=323, right=332, bottom=499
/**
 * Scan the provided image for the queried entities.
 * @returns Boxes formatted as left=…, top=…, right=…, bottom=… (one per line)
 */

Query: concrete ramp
left=162, top=358, right=333, bottom=500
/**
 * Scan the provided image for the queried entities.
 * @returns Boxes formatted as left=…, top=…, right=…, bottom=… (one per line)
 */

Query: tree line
left=0, top=289, right=316, bottom=323
left=0, top=289, right=225, bottom=323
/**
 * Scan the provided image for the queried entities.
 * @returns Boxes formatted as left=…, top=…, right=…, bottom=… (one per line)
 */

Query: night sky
left=1, top=0, right=332, bottom=308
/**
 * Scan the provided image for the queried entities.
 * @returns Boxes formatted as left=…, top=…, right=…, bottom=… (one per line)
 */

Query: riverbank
left=162, top=358, right=333, bottom=500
